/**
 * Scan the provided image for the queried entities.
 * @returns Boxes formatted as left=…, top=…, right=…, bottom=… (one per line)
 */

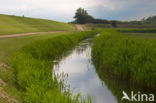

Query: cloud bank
left=0, top=0, right=156, bottom=22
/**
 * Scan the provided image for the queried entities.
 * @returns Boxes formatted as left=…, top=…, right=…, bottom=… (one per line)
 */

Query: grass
left=0, top=32, right=70, bottom=103
left=0, top=32, right=69, bottom=62
left=92, top=29, right=156, bottom=89
left=125, top=33, right=156, bottom=38
left=0, top=14, right=75, bottom=35
left=11, top=31, right=98, bottom=103
left=117, top=28, right=156, bottom=33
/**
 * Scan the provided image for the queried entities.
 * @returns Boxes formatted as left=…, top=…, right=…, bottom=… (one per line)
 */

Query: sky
left=0, top=0, right=156, bottom=22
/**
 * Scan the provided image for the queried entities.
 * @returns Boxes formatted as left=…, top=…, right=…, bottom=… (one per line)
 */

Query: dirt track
left=0, top=24, right=84, bottom=39
left=75, top=24, right=84, bottom=31
left=0, top=31, right=67, bottom=39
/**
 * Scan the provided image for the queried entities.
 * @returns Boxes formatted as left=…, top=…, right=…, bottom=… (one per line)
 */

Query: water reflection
left=53, top=38, right=156, bottom=103
left=53, top=39, right=117, bottom=103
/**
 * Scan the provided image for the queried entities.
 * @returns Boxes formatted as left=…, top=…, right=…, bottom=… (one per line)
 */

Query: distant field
left=120, top=28, right=156, bottom=38
left=125, top=33, right=156, bottom=38
left=0, top=14, right=75, bottom=35
left=85, top=24, right=112, bottom=29
left=85, top=24, right=156, bottom=29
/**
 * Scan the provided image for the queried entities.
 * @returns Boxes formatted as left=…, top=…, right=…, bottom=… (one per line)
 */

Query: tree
left=74, top=8, right=93, bottom=24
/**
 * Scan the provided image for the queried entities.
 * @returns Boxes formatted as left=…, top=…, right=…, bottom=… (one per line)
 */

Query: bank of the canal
left=92, top=30, right=156, bottom=103
left=11, top=31, right=98, bottom=103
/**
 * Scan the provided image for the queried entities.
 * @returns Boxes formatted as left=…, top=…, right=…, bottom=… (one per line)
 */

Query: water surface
left=53, top=39, right=117, bottom=103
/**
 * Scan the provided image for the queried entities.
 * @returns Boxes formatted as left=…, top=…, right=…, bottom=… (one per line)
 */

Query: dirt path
left=75, top=24, right=85, bottom=31
left=0, top=24, right=85, bottom=39
left=0, top=31, right=68, bottom=39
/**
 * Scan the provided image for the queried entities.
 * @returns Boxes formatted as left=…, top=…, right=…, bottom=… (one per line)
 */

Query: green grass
left=11, top=31, right=97, bottom=103
left=117, top=28, right=156, bottom=33
left=125, top=33, right=156, bottom=38
left=92, top=29, right=156, bottom=89
left=0, top=32, right=69, bottom=62
left=0, top=32, right=70, bottom=103
left=0, top=14, right=75, bottom=35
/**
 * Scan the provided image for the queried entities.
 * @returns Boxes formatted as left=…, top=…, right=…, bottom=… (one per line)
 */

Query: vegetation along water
left=92, top=29, right=156, bottom=90
left=11, top=31, right=98, bottom=103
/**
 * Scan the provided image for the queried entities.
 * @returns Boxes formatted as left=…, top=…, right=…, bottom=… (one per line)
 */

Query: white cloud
left=0, top=0, right=156, bottom=22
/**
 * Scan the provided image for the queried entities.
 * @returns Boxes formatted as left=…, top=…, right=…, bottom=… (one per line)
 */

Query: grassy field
left=92, top=29, right=156, bottom=89
left=125, top=33, right=156, bottom=39
left=0, top=32, right=70, bottom=103
left=0, top=32, right=70, bottom=62
left=0, top=14, right=75, bottom=35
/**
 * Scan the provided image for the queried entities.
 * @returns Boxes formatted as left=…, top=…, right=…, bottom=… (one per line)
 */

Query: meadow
left=11, top=31, right=97, bottom=103
left=92, top=29, right=156, bottom=89
left=0, top=14, right=75, bottom=35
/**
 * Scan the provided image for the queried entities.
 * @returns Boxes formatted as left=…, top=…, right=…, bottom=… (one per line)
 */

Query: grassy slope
left=0, top=14, right=75, bottom=35
left=0, top=32, right=68, bottom=103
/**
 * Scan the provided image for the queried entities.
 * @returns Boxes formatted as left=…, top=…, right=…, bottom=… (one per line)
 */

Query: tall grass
left=12, top=31, right=97, bottom=103
left=92, top=30, right=156, bottom=89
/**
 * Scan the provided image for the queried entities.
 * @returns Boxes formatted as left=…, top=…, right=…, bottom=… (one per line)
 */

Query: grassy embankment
left=11, top=31, right=97, bottom=103
left=92, top=29, right=156, bottom=90
left=0, top=14, right=75, bottom=35
left=0, top=32, right=70, bottom=103
left=0, top=14, right=76, bottom=103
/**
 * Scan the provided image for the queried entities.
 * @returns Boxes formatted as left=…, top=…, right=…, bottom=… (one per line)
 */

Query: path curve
left=0, top=31, right=68, bottom=39
left=0, top=24, right=85, bottom=39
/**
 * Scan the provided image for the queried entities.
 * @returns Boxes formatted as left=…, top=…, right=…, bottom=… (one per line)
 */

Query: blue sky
left=0, top=0, right=156, bottom=22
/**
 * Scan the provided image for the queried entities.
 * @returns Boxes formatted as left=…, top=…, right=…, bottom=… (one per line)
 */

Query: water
left=53, top=39, right=117, bottom=103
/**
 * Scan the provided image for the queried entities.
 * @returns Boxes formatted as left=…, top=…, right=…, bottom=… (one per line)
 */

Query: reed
left=12, top=31, right=97, bottom=103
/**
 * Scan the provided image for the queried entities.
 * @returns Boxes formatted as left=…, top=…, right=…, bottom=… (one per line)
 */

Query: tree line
left=72, top=8, right=156, bottom=25
left=72, top=8, right=112, bottom=24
